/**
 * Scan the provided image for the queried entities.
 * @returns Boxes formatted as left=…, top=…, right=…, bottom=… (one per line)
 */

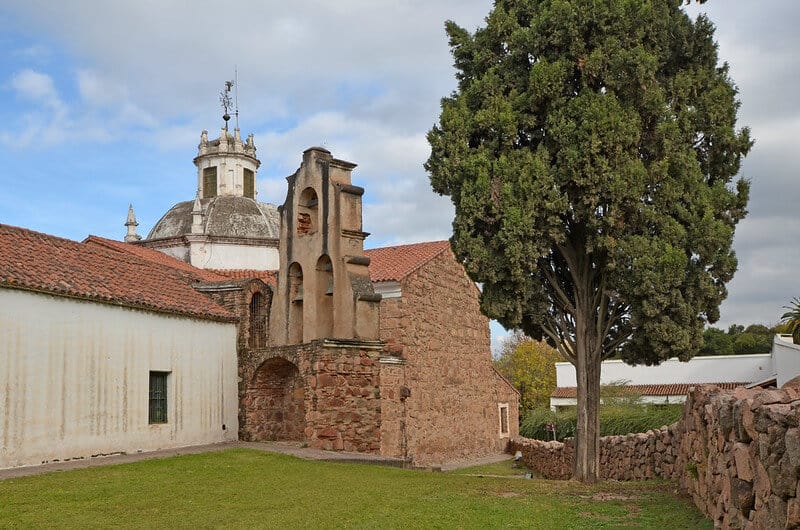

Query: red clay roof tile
left=1, top=224, right=234, bottom=321
left=84, top=236, right=229, bottom=283
left=551, top=382, right=749, bottom=399
left=208, top=269, right=277, bottom=287
left=365, top=240, right=450, bottom=282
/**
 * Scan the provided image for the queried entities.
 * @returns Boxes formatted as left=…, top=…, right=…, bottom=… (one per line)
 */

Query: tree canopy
left=493, top=331, right=563, bottom=411
left=427, top=0, right=750, bottom=481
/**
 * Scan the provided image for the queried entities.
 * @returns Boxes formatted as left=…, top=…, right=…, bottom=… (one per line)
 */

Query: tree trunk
left=573, top=325, right=601, bottom=482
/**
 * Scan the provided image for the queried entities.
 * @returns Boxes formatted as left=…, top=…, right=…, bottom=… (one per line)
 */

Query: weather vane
left=220, top=80, right=234, bottom=127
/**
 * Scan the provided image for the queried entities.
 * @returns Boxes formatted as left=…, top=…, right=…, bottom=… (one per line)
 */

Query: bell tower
left=193, top=80, right=260, bottom=200
left=269, top=147, right=381, bottom=345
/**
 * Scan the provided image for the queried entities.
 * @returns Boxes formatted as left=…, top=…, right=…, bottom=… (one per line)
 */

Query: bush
left=520, top=404, right=683, bottom=441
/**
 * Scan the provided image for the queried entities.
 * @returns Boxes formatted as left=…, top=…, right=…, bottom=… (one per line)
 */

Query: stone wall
left=380, top=248, right=519, bottom=465
left=511, top=383, right=800, bottom=528
left=239, top=339, right=385, bottom=453
left=677, top=385, right=800, bottom=529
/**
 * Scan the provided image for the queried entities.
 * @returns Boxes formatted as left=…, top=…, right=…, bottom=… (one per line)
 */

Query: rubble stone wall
left=511, top=384, right=800, bottom=528
left=239, top=340, right=384, bottom=453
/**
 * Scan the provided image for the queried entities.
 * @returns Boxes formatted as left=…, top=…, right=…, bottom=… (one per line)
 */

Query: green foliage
left=521, top=404, right=683, bottom=442
left=0, top=449, right=712, bottom=528
left=781, top=297, right=800, bottom=343
left=493, top=331, right=564, bottom=411
left=427, top=0, right=749, bottom=481
left=700, top=323, right=775, bottom=354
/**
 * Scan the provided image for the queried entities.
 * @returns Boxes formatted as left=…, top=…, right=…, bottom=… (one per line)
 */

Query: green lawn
left=0, top=449, right=710, bottom=529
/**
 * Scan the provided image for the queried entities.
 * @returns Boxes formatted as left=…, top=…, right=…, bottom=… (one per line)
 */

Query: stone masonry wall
left=380, top=248, right=519, bottom=466
left=677, top=385, right=800, bottom=529
left=510, top=383, right=800, bottom=529
left=239, top=340, right=384, bottom=453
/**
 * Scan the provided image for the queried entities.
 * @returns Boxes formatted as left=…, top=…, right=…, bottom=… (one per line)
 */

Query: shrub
left=521, top=404, right=683, bottom=441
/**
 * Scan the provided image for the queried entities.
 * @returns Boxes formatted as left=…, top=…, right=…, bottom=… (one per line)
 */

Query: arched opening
left=315, top=255, right=334, bottom=338
left=297, top=187, right=318, bottom=236
left=248, top=292, right=267, bottom=348
left=244, top=358, right=306, bottom=441
left=288, top=263, right=304, bottom=344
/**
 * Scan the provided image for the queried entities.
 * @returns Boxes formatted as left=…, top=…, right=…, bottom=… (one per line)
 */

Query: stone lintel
left=322, top=338, right=385, bottom=351
left=346, top=255, right=371, bottom=266
left=194, top=282, right=243, bottom=292
left=358, top=293, right=382, bottom=303
left=330, top=158, right=357, bottom=171
left=341, top=229, right=369, bottom=240
left=379, top=356, right=406, bottom=365
left=336, top=183, right=364, bottom=195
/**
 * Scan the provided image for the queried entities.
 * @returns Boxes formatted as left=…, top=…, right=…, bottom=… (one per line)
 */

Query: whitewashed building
left=0, top=225, right=239, bottom=469
left=550, top=335, right=800, bottom=410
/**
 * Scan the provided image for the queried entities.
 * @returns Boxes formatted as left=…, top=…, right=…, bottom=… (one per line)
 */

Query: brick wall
left=379, top=248, right=519, bottom=465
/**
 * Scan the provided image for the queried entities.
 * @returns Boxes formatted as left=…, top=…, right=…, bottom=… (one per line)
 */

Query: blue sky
left=1, top=1, right=798, bottom=351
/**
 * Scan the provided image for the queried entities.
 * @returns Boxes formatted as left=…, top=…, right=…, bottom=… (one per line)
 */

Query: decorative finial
left=220, top=80, right=234, bottom=129
left=124, top=204, right=141, bottom=242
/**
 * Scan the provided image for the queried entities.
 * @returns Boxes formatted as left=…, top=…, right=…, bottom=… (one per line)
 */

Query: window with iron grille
left=149, top=371, right=169, bottom=424
left=249, top=292, right=266, bottom=348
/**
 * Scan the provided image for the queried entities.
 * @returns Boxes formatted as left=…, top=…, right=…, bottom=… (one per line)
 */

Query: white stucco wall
left=189, top=241, right=279, bottom=270
left=555, top=353, right=773, bottom=388
left=773, top=334, right=800, bottom=387
left=0, top=289, right=239, bottom=470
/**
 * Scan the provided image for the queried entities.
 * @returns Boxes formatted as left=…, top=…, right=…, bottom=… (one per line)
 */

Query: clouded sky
left=1, top=1, right=797, bottom=350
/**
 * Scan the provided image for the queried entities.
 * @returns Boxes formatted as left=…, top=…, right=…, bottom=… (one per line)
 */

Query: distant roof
left=0, top=224, right=234, bottom=321
left=84, top=236, right=229, bottom=283
left=365, top=240, right=451, bottom=282
left=551, top=382, right=749, bottom=399
left=209, top=269, right=277, bottom=287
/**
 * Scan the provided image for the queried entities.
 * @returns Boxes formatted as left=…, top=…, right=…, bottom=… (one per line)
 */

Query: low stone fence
left=510, top=424, right=678, bottom=481
left=511, top=382, right=800, bottom=528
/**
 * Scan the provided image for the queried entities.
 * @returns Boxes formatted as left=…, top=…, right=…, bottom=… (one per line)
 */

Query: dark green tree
left=426, top=0, right=751, bottom=482
left=781, top=298, right=800, bottom=343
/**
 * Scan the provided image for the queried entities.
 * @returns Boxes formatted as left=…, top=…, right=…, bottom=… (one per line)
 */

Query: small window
left=243, top=168, right=255, bottom=199
left=203, top=167, right=217, bottom=198
left=499, top=403, right=509, bottom=436
left=149, top=372, right=169, bottom=424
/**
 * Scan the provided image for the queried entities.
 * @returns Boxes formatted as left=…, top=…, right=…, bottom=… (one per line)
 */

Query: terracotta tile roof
left=551, top=382, right=750, bottom=399
left=365, top=240, right=451, bottom=282
left=84, top=236, right=228, bottom=283
left=1, top=224, right=235, bottom=321
left=208, top=269, right=277, bottom=287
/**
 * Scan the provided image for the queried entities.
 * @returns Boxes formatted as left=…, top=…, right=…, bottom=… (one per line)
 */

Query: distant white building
left=550, top=335, right=800, bottom=411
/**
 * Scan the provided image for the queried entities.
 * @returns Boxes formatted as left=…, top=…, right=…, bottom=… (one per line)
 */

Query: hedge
left=520, top=404, right=683, bottom=441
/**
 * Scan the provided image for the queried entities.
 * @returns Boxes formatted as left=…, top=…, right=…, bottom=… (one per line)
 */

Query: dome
left=147, top=196, right=279, bottom=240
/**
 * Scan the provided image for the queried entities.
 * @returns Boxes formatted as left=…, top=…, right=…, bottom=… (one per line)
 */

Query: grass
left=0, top=449, right=711, bottom=529
left=449, top=457, right=535, bottom=477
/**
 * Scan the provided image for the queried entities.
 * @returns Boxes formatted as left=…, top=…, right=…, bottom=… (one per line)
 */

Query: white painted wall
left=0, top=289, right=239, bottom=470
left=555, top=354, right=774, bottom=388
left=773, top=334, right=800, bottom=387
left=189, top=241, right=279, bottom=270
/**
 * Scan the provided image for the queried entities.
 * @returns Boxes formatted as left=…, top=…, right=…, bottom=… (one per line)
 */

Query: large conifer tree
left=426, top=0, right=751, bottom=482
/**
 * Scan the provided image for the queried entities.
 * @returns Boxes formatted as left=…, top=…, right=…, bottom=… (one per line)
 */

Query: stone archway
left=244, top=357, right=306, bottom=441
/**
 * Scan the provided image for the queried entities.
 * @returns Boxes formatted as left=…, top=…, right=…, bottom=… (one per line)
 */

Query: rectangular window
left=499, top=403, right=509, bottom=436
left=149, top=371, right=169, bottom=424
left=243, top=168, right=255, bottom=199
left=203, top=167, right=217, bottom=198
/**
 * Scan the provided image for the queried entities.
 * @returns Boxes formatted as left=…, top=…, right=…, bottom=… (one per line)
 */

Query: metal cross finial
left=220, top=80, right=234, bottom=126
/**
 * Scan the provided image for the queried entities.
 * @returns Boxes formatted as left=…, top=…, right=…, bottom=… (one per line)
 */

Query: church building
left=0, top=110, right=518, bottom=470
